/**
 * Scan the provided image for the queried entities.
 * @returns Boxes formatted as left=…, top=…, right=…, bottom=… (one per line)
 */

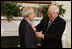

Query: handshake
left=35, top=31, right=44, bottom=39
left=33, top=27, right=44, bottom=39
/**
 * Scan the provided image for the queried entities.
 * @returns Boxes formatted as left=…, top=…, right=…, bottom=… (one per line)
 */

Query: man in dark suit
left=19, top=7, right=37, bottom=48
left=35, top=5, right=66, bottom=48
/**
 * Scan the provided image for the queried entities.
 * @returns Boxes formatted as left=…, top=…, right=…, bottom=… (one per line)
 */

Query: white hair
left=49, top=5, right=59, bottom=14
left=54, top=7, right=59, bottom=14
left=22, top=7, right=32, bottom=17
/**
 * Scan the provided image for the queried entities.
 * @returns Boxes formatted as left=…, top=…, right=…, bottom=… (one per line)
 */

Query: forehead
left=48, top=9, right=53, bottom=13
left=48, top=7, right=55, bottom=13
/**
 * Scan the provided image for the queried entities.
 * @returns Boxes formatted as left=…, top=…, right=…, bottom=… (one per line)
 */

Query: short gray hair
left=22, top=7, right=33, bottom=17
left=54, top=6, right=59, bottom=14
left=49, top=5, right=59, bottom=14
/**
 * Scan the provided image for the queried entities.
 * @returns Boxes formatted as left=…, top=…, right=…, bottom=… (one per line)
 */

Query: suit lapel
left=44, top=17, right=49, bottom=30
left=47, top=16, right=59, bottom=31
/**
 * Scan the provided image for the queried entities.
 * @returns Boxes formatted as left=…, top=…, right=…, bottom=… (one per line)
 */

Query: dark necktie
left=46, top=20, right=52, bottom=31
left=48, top=20, right=52, bottom=27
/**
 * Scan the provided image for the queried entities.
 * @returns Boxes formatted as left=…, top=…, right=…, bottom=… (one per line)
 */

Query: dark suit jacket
left=19, top=19, right=37, bottom=48
left=35, top=16, right=66, bottom=48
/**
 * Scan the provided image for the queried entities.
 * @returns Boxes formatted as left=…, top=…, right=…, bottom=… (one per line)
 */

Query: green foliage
left=40, top=4, right=66, bottom=17
left=58, top=5, right=66, bottom=17
left=41, top=4, right=51, bottom=17
left=1, top=1, right=21, bottom=21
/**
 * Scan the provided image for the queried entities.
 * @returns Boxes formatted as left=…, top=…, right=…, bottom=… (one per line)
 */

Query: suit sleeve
left=35, top=17, right=45, bottom=32
left=24, top=25, right=33, bottom=48
left=19, top=23, right=33, bottom=48
left=44, top=21, right=66, bottom=40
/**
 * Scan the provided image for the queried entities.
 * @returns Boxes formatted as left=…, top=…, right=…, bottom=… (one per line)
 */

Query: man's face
left=48, top=9, right=55, bottom=18
left=29, top=8, right=35, bottom=21
left=47, top=8, right=57, bottom=20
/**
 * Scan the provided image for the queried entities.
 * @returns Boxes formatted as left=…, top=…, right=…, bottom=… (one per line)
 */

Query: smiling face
left=47, top=5, right=59, bottom=21
left=48, top=8, right=57, bottom=19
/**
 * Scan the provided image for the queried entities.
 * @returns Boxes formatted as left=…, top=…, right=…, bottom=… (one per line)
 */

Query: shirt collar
left=50, top=16, right=58, bottom=22
left=24, top=18, right=31, bottom=24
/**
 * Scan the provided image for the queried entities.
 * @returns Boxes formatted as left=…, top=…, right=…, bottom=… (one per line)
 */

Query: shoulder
left=56, top=16, right=66, bottom=25
left=43, top=16, right=49, bottom=20
left=19, top=19, right=27, bottom=27
left=41, top=16, right=49, bottom=22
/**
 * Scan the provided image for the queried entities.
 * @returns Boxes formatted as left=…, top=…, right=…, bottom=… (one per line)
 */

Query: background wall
left=55, top=1, right=71, bottom=18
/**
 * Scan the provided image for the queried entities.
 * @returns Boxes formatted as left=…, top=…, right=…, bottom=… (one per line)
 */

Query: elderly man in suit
left=19, top=7, right=37, bottom=48
left=35, top=5, right=66, bottom=48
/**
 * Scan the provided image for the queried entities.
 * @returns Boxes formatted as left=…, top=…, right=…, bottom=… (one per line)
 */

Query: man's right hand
left=35, top=31, right=44, bottom=39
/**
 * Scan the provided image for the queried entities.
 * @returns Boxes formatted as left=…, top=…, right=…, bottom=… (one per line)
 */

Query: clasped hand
left=35, top=31, right=44, bottom=39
